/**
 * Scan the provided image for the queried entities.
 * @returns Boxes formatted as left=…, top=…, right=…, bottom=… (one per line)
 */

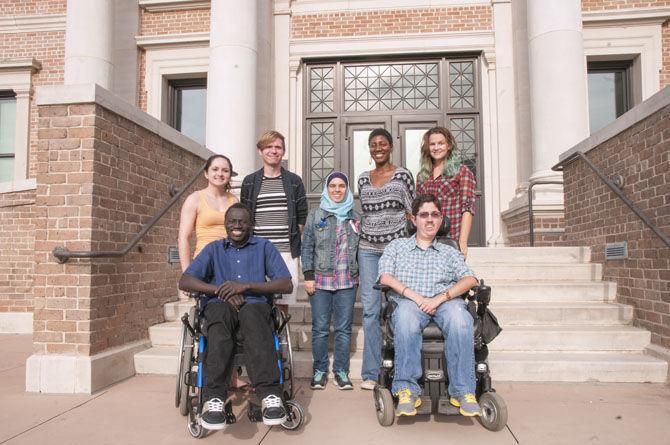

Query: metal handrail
left=527, top=180, right=564, bottom=247
left=53, top=162, right=208, bottom=263
left=553, top=151, right=669, bottom=248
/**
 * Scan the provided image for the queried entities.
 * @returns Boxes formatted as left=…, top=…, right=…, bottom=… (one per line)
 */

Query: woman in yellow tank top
left=178, top=155, right=238, bottom=272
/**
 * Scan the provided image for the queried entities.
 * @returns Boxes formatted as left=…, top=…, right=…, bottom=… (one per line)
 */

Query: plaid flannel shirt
left=417, top=164, right=476, bottom=241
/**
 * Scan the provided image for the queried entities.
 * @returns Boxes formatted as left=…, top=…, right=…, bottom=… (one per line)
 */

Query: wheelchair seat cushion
left=422, top=321, right=444, bottom=340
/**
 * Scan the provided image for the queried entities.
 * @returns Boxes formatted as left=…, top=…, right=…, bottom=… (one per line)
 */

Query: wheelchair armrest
left=471, top=280, right=491, bottom=306
left=373, top=283, right=391, bottom=292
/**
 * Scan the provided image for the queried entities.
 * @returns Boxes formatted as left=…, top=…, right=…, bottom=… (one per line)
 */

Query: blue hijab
left=320, top=171, right=354, bottom=222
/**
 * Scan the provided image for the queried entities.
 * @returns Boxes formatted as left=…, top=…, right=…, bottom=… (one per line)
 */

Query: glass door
left=342, top=117, right=392, bottom=195
left=394, top=116, right=443, bottom=181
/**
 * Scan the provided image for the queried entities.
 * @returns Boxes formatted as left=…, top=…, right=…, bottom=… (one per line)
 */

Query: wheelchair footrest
left=437, top=397, right=461, bottom=416
left=416, top=396, right=433, bottom=415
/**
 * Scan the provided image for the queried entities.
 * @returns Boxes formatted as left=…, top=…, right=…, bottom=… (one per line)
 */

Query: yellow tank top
left=193, top=191, right=238, bottom=257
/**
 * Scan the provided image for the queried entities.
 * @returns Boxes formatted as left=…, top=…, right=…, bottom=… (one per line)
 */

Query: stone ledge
left=0, top=313, right=33, bottom=334
left=35, top=83, right=214, bottom=161
left=26, top=339, right=151, bottom=394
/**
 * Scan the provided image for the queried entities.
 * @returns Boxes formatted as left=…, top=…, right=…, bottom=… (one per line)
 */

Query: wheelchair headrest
left=405, top=217, right=452, bottom=241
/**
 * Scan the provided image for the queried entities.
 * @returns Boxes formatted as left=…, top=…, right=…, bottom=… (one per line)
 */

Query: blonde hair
left=417, top=126, right=461, bottom=185
left=256, top=130, right=286, bottom=151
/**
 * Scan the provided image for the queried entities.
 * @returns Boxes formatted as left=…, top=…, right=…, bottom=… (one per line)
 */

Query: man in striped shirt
left=241, top=130, right=308, bottom=305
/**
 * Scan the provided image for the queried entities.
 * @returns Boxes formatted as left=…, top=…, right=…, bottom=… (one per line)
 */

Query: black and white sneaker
left=200, top=398, right=227, bottom=430
left=261, top=394, right=287, bottom=426
left=333, top=371, right=353, bottom=390
left=310, top=370, right=327, bottom=390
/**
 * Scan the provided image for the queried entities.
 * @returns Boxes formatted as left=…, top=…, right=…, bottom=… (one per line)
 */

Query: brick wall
left=33, top=102, right=205, bottom=355
left=663, top=21, right=670, bottom=89
left=562, top=103, right=670, bottom=348
left=290, top=5, right=493, bottom=39
left=581, top=0, right=670, bottom=10
left=0, top=190, right=38, bottom=313
left=0, top=0, right=65, bottom=16
left=503, top=211, right=566, bottom=247
left=139, top=8, right=210, bottom=36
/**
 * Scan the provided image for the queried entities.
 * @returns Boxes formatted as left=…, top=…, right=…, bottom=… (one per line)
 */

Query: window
left=167, top=78, right=207, bottom=145
left=0, top=91, right=17, bottom=182
left=587, top=61, right=632, bottom=134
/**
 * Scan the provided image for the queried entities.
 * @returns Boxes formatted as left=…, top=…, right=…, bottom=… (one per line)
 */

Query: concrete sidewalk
left=2, top=334, right=669, bottom=445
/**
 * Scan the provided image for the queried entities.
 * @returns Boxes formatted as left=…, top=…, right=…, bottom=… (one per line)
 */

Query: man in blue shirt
left=378, top=194, right=480, bottom=418
left=179, top=203, right=293, bottom=430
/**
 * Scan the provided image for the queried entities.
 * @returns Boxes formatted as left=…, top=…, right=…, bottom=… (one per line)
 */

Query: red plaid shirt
left=417, top=164, right=476, bottom=241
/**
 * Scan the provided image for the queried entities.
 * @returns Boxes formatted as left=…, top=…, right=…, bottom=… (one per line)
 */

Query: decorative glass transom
left=309, top=67, right=334, bottom=113
left=449, top=61, right=476, bottom=109
left=343, top=63, right=440, bottom=112
left=449, top=117, right=477, bottom=176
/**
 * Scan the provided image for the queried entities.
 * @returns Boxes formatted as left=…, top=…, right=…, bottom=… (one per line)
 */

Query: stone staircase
left=134, top=246, right=668, bottom=382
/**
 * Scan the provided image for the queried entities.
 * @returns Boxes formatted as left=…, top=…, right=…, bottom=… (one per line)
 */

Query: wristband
left=401, top=286, right=408, bottom=297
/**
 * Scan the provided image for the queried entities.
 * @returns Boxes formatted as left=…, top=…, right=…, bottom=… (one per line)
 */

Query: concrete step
left=468, top=263, right=602, bottom=281
left=135, top=345, right=667, bottom=383
left=466, top=246, right=591, bottom=263
left=149, top=321, right=182, bottom=346
left=489, top=325, right=651, bottom=352
left=134, top=346, right=179, bottom=375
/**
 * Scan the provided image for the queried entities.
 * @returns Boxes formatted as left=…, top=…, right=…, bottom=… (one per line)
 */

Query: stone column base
left=0, top=312, right=33, bottom=333
left=26, top=339, right=150, bottom=394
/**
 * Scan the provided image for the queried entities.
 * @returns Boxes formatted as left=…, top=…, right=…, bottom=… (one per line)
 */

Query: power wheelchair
left=175, top=295, right=304, bottom=438
left=372, top=221, right=507, bottom=431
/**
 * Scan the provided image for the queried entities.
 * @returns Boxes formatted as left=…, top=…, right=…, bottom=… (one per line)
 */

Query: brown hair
left=417, top=126, right=460, bottom=184
left=256, top=130, right=286, bottom=151
left=203, top=154, right=234, bottom=191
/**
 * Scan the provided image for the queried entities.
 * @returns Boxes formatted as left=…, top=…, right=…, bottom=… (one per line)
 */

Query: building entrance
left=303, top=57, right=484, bottom=246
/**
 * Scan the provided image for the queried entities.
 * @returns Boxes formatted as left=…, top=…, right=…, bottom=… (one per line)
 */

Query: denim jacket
left=301, top=207, right=361, bottom=281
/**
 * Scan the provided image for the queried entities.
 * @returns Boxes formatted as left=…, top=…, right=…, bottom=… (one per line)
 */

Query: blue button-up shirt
left=185, top=235, right=292, bottom=305
left=378, top=235, right=475, bottom=298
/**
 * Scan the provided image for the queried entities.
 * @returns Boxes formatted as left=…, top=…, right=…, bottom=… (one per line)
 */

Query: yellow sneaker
left=450, top=393, right=481, bottom=417
left=395, top=389, right=421, bottom=416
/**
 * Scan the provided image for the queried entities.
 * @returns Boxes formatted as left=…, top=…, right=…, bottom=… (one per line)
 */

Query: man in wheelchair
left=178, top=203, right=293, bottom=430
left=378, top=194, right=480, bottom=418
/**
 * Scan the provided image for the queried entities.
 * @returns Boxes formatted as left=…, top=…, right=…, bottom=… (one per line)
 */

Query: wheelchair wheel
left=281, top=400, right=304, bottom=430
left=177, top=308, right=196, bottom=416
left=477, top=392, right=508, bottom=432
left=374, top=386, right=395, bottom=427
left=188, top=419, right=206, bottom=439
left=279, top=314, right=295, bottom=400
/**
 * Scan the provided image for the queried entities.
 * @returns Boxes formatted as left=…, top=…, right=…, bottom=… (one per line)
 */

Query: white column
left=206, top=0, right=258, bottom=176
left=527, top=0, right=589, bottom=181
left=64, top=0, right=114, bottom=89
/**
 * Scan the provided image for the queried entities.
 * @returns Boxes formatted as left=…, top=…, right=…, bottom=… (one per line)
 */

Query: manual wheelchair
left=372, top=222, right=508, bottom=431
left=174, top=295, right=304, bottom=438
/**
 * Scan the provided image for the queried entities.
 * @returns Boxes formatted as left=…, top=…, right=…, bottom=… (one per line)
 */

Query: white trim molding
left=139, top=0, right=210, bottom=12
left=0, top=59, right=41, bottom=194
left=582, top=7, right=670, bottom=25
left=0, top=14, right=65, bottom=34
left=136, top=32, right=209, bottom=49
left=142, top=46, right=209, bottom=124
left=290, top=30, right=495, bottom=58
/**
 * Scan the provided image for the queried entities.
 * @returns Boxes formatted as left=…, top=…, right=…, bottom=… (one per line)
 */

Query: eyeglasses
left=417, top=211, right=442, bottom=220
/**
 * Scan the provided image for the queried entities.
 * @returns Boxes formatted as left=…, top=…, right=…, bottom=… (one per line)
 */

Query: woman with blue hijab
left=301, top=171, right=361, bottom=391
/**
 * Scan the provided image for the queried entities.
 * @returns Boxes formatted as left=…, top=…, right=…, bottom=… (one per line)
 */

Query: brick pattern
left=503, top=211, right=566, bottom=247
left=563, top=104, right=670, bottom=348
left=581, top=0, right=670, bottom=10
left=662, top=21, right=670, bottom=89
left=0, top=0, right=65, bottom=16
left=0, top=190, right=38, bottom=313
left=33, top=103, right=205, bottom=355
left=139, top=8, right=210, bottom=36
left=137, top=50, right=147, bottom=111
left=290, top=6, right=493, bottom=39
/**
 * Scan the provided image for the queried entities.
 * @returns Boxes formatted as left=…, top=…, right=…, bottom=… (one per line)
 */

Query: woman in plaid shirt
left=416, top=127, right=476, bottom=258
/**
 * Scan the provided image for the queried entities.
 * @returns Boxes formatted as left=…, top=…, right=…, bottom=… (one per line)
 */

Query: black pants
left=202, top=301, right=281, bottom=401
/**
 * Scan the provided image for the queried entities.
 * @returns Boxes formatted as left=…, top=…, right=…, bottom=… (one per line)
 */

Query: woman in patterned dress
left=357, top=128, right=415, bottom=389
left=416, top=126, right=476, bottom=258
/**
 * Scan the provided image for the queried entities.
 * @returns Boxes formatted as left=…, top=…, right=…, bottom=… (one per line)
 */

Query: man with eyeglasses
left=378, top=194, right=481, bottom=418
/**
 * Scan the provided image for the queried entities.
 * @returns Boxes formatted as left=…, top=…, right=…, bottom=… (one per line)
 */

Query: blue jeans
left=310, top=286, right=357, bottom=373
left=358, top=249, right=383, bottom=381
left=391, top=297, right=475, bottom=397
